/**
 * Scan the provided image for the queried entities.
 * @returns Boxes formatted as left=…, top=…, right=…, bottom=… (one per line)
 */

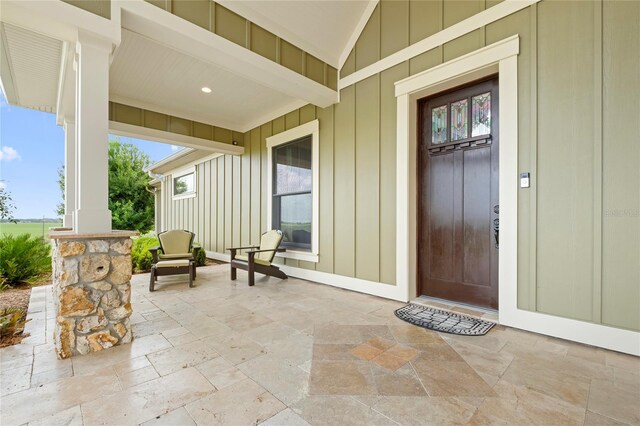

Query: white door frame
left=394, top=35, right=640, bottom=355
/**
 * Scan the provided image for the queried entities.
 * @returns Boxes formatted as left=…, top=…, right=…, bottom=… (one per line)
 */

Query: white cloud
left=0, top=181, right=5, bottom=190
left=170, top=145, right=180, bottom=152
left=0, top=146, right=20, bottom=161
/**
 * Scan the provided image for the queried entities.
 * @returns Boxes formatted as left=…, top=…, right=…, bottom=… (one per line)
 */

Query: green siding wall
left=163, top=0, right=639, bottom=332
left=109, top=102, right=243, bottom=147
left=144, top=0, right=338, bottom=91
left=62, top=0, right=111, bottom=19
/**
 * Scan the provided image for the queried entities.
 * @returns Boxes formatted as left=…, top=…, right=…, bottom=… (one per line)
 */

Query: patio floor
left=1, top=264, right=638, bottom=425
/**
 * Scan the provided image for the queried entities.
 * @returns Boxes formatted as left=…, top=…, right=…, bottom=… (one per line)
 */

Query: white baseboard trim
left=278, top=265, right=405, bottom=302
left=501, top=308, right=640, bottom=356
left=205, top=250, right=230, bottom=263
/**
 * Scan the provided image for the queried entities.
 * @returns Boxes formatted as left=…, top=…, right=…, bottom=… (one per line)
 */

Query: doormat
left=394, top=304, right=495, bottom=336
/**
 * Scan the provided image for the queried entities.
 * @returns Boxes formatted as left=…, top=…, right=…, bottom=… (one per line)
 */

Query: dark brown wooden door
left=418, top=77, right=499, bottom=309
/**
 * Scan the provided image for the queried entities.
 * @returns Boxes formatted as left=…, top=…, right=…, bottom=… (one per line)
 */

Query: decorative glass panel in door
left=451, top=99, right=468, bottom=141
left=471, top=92, right=491, bottom=136
left=431, top=105, right=447, bottom=144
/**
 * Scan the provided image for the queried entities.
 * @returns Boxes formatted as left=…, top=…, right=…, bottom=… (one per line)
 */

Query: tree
left=108, top=140, right=155, bottom=234
left=56, top=165, right=65, bottom=217
left=56, top=140, right=155, bottom=233
left=0, top=187, right=17, bottom=223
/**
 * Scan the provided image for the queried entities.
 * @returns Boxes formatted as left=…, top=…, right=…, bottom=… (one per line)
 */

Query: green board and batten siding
left=162, top=0, right=638, bottom=332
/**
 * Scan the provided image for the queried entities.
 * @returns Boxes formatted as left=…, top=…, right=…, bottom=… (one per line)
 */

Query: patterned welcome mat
left=395, top=304, right=495, bottom=336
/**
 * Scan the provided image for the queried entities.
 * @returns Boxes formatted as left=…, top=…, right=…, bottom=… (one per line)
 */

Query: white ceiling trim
left=0, top=0, right=120, bottom=45
left=339, top=0, right=540, bottom=90
left=215, top=0, right=337, bottom=67
left=338, top=0, right=379, bottom=70
left=119, top=1, right=338, bottom=107
left=0, top=24, right=18, bottom=105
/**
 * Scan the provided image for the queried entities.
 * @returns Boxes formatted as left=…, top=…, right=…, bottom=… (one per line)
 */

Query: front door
left=417, top=77, right=499, bottom=309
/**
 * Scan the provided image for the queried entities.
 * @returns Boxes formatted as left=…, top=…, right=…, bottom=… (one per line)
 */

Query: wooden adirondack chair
left=227, top=230, right=288, bottom=286
left=148, top=230, right=201, bottom=291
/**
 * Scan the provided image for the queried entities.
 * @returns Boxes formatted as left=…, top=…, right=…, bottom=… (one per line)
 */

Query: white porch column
left=74, top=31, right=112, bottom=233
left=63, top=119, right=76, bottom=228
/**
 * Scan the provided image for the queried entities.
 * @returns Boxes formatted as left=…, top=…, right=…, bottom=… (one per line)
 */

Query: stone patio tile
left=588, top=378, right=640, bottom=425
left=146, top=340, right=220, bottom=376
left=565, top=342, right=607, bottom=365
left=408, top=341, right=465, bottom=362
left=160, top=326, right=190, bottom=339
left=411, top=360, right=495, bottom=397
left=196, top=356, right=248, bottom=389
left=309, top=360, right=376, bottom=395
left=371, top=364, right=427, bottom=397
left=185, top=378, right=286, bottom=425
left=28, top=405, right=83, bottom=426
left=238, top=353, right=310, bottom=405
left=184, top=318, right=233, bottom=339
left=206, top=333, right=267, bottom=365
left=223, top=312, right=274, bottom=332
left=313, top=344, right=359, bottom=361
left=132, top=317, right=181, bottom=338
left=605, top=350, right=640, bottom=372
left=351, top=344, right=384, bottom=361
left=32, top=350, right=71, bottom=375
left=370, top=352, right=410, bottom=372
left=204, top=303, right=253, bottom=321
left=166, top=331, right=200, bottom=346
left=116, top=365, right=160, bottom=388
left=500, top=357, right=591, bottom=407
left=260, top=408, right=311, bottom=426
left=468, top=379, right=586, bottom=425
left=584, top=410, right=629, bottom=426
left=372, top=395, right=476, bottom=425
left=291, top=395, right=396, bottom=426
left=30, top=362, right=74, bottom=388
left=445, top=338, right=514, bottom=378
left=1, top=369, right=121, bottom=426
left=72, top=334, right=171, bottom=375
left=81, top=367, right=214, bottom=426
left=0, top=353, right=33, bottom=372
left=242, top=322, right=301, bottom=346
left=141, top=406, right=196, bottom=426
left=264, top=333, right=314, bottom=366
left=388, top=324, right=442, bottom=345
left=1, top=364, right=31, bottom=395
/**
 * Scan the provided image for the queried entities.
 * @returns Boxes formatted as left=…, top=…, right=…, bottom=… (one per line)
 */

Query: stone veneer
left=50, top=232, right=136, bottom=359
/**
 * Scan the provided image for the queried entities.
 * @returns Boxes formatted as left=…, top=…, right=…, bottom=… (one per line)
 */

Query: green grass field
left=0, top=222, right=63, bottom=239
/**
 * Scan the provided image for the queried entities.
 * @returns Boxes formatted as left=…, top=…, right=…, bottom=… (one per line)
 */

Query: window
left=172, top=167, right=196, bottom=199
left=266, top=120, right=319, bottom=262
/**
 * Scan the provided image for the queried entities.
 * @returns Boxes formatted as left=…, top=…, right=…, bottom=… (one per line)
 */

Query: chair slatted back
left=158, top=230, right=195, bottom=255
left=257, top=230, right=283, bottom=263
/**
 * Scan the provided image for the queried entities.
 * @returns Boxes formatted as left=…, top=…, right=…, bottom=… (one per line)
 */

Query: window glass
left=431, top=105, right=448, bottom=144
left=174, top=173, right=194, bottom=195
left=273, top=136, right=312, bottom=249
left=471, top=92, right=491, bottom=136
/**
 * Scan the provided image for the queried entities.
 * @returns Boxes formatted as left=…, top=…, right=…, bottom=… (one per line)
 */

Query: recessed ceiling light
left=201, top=87, right=212, bottom=94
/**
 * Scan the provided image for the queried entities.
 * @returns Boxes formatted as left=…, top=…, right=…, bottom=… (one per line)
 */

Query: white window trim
left=266, top=119, right=319, bottom=263
left=172, top=166, right=196, bottom=200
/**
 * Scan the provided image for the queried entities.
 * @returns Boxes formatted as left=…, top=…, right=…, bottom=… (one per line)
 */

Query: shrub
left=0, top=308, right=30, bottom=337
left=194, top=242, right=206, bottom=267
left=0, top=234, right=52, bottom=286
left=131, top=236, right=159, bottom=273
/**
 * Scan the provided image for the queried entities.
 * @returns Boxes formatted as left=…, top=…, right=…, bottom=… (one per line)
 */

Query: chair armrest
left=149, top=246, right=162, bottom=263
left=226, top=245, right=260, bottom=251
left=246, top=248, right=286, bottom=254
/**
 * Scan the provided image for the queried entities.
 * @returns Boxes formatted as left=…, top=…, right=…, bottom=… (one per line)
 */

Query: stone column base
left=50, top=231, right=138, bottom=359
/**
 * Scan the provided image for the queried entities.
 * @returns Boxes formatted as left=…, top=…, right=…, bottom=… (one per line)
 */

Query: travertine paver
left=0, top=264, right=638, bottom=426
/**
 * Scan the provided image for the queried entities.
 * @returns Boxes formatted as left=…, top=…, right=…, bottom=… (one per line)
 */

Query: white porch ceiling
left=217, top=0, right=373, bottom=67
left=110, top=29, right=302, bottom=132
left=0, top=23, right=62, bottom=113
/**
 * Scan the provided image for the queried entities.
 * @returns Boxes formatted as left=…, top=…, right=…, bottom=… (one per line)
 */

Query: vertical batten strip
left=529, top=2, right=538, bottom=311
left=592, top=0, right=603, bottom=324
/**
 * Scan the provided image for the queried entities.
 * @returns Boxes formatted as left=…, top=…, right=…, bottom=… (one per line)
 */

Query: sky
left=0, top=96, right=179, bottom=219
